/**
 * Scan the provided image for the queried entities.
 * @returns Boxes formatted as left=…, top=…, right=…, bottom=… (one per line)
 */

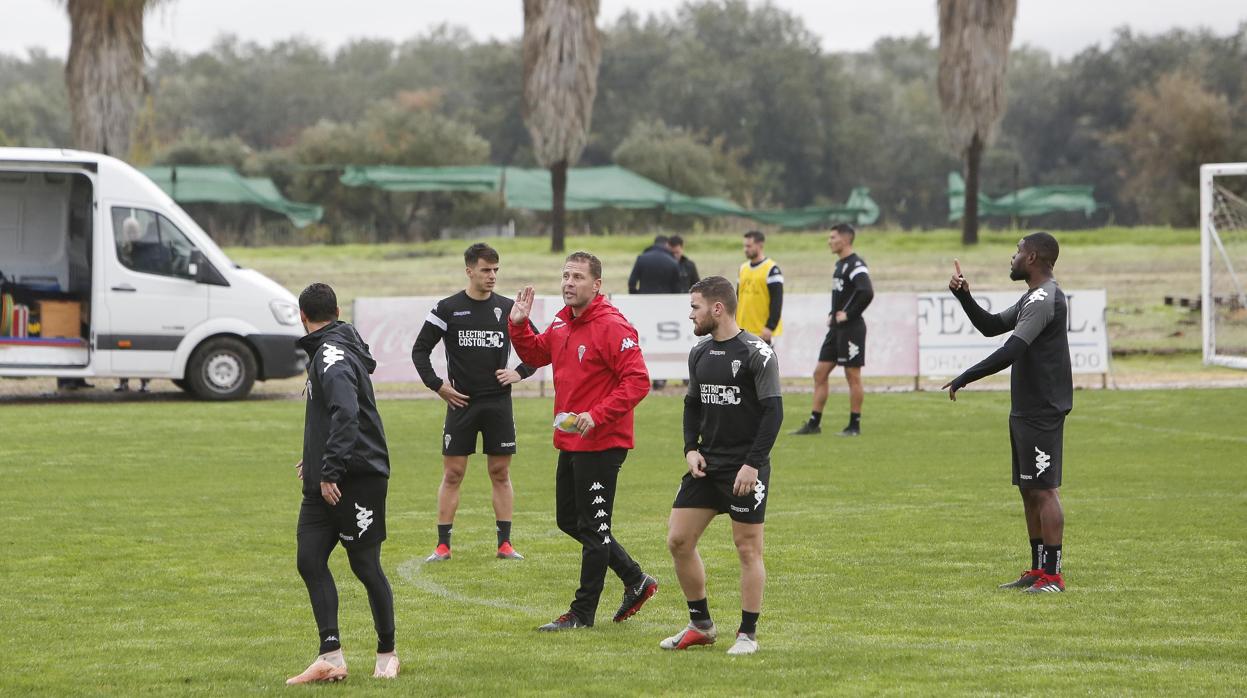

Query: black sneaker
left=538, top=612, right=589, bottom=632
left=999, top=569, right=1044, bottom=589
left=792, top=421, right=821, bottom=435
left=614, top=574, right=658, bottom=622
left=837, top=425, right=860, bottom=437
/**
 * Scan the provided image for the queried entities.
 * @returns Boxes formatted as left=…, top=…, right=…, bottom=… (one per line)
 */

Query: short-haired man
left=661, top=276, right=782, bottom=656
left=667, top=235, right=700, bottom=293
left=943, top=232, right=1073, bottom=594
left=509, top=251, right=659, bottom=631
left=287, top=282, right=398, bottom=684
left=736, top=230, right=783, bottom=345
left=412, top=243, right=535, bottom=562
left=628, top=234, right=682, bottom=294
left=794, top=223, right=874, bottom=437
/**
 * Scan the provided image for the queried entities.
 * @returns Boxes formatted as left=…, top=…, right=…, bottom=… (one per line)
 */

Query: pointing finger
left=954, top=259, right=963, bottom=277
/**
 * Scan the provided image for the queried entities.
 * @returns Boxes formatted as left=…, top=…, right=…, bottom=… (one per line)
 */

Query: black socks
left=437, top=523, right=452, bottom=548
left=320, top=628, right=341, bottom=655
left=848, top=412, right=861, bottom=429
left=687, top=598, right=712, bottom=628
left=1042, top=545, right=1063, bottom=575
left=1030, top=537, right=1044, bottom=571
left=496, top=520, right=512, bottom=547
left=809, top=411, right=822, bottom=427
left=739, top=611, right=760, bottom=637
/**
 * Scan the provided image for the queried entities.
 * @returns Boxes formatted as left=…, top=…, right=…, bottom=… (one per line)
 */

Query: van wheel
left=187, top=337, right=257, bottom=400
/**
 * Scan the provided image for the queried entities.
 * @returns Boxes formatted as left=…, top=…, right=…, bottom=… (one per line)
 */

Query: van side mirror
left=188, top=249, right=203, bottom=280
left=187, top=249, right=230, bottom=287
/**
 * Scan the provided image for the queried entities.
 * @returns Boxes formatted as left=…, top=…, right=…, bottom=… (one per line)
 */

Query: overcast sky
left=4, top=0, right=1245, bottom=59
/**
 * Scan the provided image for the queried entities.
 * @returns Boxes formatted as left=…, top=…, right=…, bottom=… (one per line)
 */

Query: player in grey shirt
left=943, top=232, right=1073, bottom=594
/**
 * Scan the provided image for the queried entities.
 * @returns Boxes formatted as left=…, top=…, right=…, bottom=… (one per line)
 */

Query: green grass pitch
left=2, top=388, right=1244, bottom=695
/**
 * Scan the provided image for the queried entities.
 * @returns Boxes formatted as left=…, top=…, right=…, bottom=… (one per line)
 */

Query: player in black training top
left=411, top=243, right=536, bottom=562
left=794, top=223, right=873, bottom=437
left=660, top=276, right=782, bottom=656
left=288, top=282, right=398, bottom=683
left=943, top=232, right=1073, bottom=594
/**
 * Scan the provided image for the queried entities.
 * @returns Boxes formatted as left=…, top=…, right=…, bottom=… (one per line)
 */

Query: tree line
left=2, top=1, right=1245, bottom=243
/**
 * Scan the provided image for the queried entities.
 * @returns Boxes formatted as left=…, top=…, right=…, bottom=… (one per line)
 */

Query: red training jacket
left=509, top=293, right=650, bottom=451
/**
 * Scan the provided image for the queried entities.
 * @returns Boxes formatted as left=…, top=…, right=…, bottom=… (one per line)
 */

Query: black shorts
left=443, top=394, right=516, bottom=456
left=818, top=321, right=866, bottom=367
left=672, top=464, right=770, bottom=524
left=298, top=475, right=389, bottom=549
left=1009, top=415, right=1064, bottom=489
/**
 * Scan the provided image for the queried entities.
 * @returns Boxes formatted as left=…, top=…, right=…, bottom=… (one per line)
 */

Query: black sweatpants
left=555, top=448, right=644, bottom=624
left=297, top=494, right=395, bottom=653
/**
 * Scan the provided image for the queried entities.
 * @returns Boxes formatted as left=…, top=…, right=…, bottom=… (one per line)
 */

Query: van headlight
left=270, top=300, right=301, bottom=326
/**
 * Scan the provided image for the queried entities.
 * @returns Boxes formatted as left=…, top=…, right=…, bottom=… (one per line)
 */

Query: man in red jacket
left=509, top=251, right=659, bottom=631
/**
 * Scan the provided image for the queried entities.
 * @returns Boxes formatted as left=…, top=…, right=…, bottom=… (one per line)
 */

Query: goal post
left=1199, top=163, right=1247, bottom=370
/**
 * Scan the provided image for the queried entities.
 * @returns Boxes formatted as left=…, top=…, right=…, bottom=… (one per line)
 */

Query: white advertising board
left=916, top=289, right=1108, bottom=377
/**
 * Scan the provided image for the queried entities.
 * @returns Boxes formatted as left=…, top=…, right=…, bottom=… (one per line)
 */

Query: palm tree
left=937, top=0, right=1017, bottom=245
left=64, top=0, right=164, bottom=158
left=521, top=0, right=602, bottom=252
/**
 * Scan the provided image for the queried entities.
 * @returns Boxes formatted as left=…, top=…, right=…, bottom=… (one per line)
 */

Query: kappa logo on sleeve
left=1025, top=288, right=1049, bottom=307
left=322, top=344, right=345, bottom=371
left=749, top=339, right=775, bottom=367
left=620, top=336, right=638, bottom=352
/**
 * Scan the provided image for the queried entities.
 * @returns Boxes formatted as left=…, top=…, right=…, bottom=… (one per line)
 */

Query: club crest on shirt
left=494, top=307, right=503, bottom=322
left=578, top=344, right=587, bottom=362
left=731, top=359, right=742, bottom=377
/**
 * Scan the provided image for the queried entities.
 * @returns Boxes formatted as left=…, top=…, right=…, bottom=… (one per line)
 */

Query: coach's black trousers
left=556, top=448, right=644, bottom=624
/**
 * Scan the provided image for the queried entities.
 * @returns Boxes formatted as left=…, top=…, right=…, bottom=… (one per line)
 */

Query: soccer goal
left=1200, top=163, right=1247, bottom=369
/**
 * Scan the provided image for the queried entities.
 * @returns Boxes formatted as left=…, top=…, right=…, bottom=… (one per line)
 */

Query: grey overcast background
left=3, top=0, right=1246, bottom=58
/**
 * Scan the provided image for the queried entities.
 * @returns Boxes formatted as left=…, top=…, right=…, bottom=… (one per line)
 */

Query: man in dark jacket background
left=286, top=282, right=399, bottom=684
left=628, top=235, right=682, bottom=295
left=668, top=235, right=700, bottom=293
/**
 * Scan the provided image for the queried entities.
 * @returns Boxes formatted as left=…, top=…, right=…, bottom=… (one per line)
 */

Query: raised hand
left=949, top=258, right=969, bottom=293
left=510, top=286, right=534, bottom=324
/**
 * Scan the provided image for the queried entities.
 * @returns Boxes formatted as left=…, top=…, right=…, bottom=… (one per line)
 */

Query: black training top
left=683, top=331, right=783, bottom=470
left=953, top=279, right=1073, bottom=417
left=831, top=253, right=874, bottom=323
left=411, top=290, right=534, bottom=399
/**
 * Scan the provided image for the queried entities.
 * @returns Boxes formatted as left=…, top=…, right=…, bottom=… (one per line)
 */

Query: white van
left=0, top=148, right=307, bottom=399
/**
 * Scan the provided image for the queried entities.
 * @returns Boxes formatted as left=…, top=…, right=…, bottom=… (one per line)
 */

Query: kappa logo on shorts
left=730, top=505, right=750, bottom=513
left=731, top=359, right=742, bottom=377
left=500, top=441, right=516, bottom=448
left=1034, top=446, right=1051, bottom=476
left=753, top=481, right=767, bottom=510
left=444, top=434, right=452, bottom=450
left=322, top=344, right=345, bottom=371
left=578, top=344, right=587, bottom=362
left=355, top=503, right=374, bottom=536
left=494, top=307, right=503, bottom=322
left=848, top=341, right=860, bottom=360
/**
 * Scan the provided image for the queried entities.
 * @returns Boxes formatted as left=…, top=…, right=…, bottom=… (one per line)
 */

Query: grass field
left=225, top=226, right=1245, bottom=354
left=3, top=389, right=1245, bottom=695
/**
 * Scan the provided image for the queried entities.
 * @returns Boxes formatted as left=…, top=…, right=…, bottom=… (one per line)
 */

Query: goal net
left=1200, top=164, right=1247, bottom=369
